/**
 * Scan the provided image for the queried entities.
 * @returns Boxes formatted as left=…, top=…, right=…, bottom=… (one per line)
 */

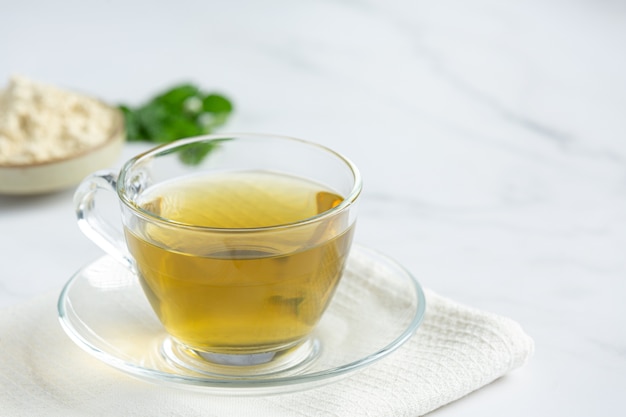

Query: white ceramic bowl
left=0, top=110, right=125, bottom=195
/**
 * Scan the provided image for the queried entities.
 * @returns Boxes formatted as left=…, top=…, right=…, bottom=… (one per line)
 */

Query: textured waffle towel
left=0, top=288, right=533, bottom=416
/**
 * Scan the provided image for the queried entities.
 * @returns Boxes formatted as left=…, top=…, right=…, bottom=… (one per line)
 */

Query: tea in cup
left=74, top=134, right=361, bottom=374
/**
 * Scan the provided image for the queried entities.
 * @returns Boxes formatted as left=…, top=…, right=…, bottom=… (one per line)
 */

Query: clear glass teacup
left=74, top=133, right=361, bottom=375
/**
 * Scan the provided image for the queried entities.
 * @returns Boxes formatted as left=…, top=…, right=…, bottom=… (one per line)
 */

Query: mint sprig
left=118, top=83, right=234, bottom=165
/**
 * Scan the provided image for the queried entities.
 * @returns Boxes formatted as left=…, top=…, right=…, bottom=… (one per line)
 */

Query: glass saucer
left=58, top=245, right=425, bottom=395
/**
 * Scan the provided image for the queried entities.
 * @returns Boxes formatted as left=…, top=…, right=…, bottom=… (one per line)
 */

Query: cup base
left=160, top=337, right=321, bottom=378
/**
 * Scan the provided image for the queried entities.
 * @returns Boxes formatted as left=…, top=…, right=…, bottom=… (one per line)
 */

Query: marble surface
left=1, top=0, right=625, bottom=415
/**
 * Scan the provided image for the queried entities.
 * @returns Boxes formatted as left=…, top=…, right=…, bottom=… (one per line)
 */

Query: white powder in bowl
left=0, top=75, right=119, bottom=165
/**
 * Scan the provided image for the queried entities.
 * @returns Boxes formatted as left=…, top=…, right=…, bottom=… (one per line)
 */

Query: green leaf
left=154, top=84, right=200, bottom=108
left=202, top=94, right=233, bottom=113
left=160, top=115, right=205, bottom=142
left=133, top=102, right=170, bottom=141
left=118, top=105, right=142, bottom=141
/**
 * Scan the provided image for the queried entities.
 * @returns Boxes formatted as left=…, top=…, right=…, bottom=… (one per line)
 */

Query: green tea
left=124, top=171, right=354, bottom=353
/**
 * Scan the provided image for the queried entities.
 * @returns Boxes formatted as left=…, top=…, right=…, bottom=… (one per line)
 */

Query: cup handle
left=74, top=170, right=135, bottom=272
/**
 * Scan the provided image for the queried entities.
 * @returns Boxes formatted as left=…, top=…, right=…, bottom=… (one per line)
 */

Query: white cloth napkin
left=0, top=285, right=533, bottom=417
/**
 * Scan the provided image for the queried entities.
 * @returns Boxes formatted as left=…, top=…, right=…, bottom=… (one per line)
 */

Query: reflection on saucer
left=83, top=259, right=135, bottom=291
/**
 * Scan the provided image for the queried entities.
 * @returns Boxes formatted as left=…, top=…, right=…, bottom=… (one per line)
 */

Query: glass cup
left=74, top=133, right=361, bottom=376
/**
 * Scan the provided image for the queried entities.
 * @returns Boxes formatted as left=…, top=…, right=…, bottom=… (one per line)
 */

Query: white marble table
left=1, top=0, right=625, bottom=415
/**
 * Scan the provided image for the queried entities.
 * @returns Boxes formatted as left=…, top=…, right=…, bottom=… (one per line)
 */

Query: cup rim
left=117, top=132, right=362, bottom=232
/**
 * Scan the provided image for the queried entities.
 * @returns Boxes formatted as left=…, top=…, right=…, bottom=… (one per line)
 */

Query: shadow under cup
left=75, top=134, right=361, bottom=376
